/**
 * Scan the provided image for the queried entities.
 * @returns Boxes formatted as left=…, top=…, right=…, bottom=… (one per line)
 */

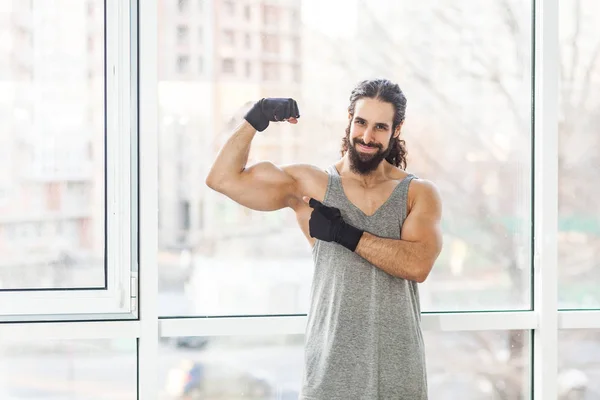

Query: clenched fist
left=304, top=197, right=364, bottom=252
left=244, top=98, right=300, bottom=132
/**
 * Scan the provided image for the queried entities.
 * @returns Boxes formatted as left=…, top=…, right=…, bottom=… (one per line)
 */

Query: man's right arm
left=205, top=119, right=306, bottom=212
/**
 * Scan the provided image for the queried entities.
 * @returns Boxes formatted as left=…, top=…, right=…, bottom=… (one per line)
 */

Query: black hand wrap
left=308, top=198, right=364, bottom=252
left=244, top=98, right=300, bottom=132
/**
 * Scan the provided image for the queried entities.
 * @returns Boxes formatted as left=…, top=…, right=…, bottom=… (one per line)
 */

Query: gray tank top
left=299, top=165, right=427, bottom=400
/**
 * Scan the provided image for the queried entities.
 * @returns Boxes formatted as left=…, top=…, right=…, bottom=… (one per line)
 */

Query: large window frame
left=0, top=0, right=598, bottom=399
left=0, top=0, right=137, bottom=320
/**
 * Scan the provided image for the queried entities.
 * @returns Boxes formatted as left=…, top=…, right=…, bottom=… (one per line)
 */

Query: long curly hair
left=341, top=79, right=408, bottom=170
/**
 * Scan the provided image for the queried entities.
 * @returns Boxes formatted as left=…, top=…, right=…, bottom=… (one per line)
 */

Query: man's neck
left=336, top=157, right=390, bottom=187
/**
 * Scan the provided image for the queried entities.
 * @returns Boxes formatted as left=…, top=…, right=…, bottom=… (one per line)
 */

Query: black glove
left=244, top=98, right=300, bottom=132
left=307, top=198, right=364, bottom=252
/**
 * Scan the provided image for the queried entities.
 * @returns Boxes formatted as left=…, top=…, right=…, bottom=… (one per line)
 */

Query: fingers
left=266, top=98, right=300, bottom=122
left=285, top=100, right=299, bottom=124
left=290, top=99, right=300, bottom=118
left=306, top=197, right=323, bottom=209
left=281, top=99, right=299, bottom=121
left=304, top=197, right=342, bottom=219
left=284, top=101, right=292, bottom=120
left=272, top=104, right=285, bottom=121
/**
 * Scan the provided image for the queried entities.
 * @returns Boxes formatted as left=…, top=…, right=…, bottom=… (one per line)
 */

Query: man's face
left=346, top=98, right=398, bottom=175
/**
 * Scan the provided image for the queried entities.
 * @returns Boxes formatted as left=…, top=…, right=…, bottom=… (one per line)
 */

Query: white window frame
left=0, top=0, right=136, bottom=320
left=532, top=0, right=559, bottom=397
left=2, top=1, right=600, bottom=400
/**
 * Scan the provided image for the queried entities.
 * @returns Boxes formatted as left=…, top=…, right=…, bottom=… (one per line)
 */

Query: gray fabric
left=299, top=165, right=427, bottom=400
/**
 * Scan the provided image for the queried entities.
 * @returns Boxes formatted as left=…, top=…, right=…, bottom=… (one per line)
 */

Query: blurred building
left=0, top=0, right=103, bottom=288
left=157, top=0, right=303, bottom=255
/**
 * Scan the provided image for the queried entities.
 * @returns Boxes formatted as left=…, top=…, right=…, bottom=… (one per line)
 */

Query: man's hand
left=244, top=98, right=300, bottom=132
left=303, top=197, right=363, bottom=252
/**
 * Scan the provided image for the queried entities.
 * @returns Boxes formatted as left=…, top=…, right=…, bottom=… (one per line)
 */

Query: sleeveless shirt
left=299, top=165, right=428, bottom=400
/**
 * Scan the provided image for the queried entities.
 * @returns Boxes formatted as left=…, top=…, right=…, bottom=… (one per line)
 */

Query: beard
left=346, top=127, right=392, bottom=175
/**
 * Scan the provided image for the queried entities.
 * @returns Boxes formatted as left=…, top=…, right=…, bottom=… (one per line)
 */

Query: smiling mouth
left=357, top=143, right=377, bottom=152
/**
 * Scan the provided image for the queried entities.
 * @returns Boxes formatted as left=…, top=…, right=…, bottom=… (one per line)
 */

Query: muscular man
left=206, top=79, right=443, bottom=399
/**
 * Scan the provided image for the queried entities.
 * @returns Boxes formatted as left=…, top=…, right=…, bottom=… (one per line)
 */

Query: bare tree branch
left=568, top=0, right=582, bottom=90
left=577, top=41, right=600, bottom=110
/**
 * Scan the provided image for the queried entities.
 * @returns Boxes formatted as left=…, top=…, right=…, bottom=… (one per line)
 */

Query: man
left=206, top=79, right=443, bottom=399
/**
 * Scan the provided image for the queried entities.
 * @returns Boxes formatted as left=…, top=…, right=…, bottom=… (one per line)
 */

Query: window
left=262, top=61, right=280, bottom=81
left=176, top=24, right=189, bottom=45
left=158, top=0, right=536, bottom=318
left=244, top=5, right=251, bottom=21
left=198, top=56, right=204, bottom=73
left=424, top=330, right=530, bottom=398
left=177, top=0, right=189, bottom=13
left=245, top=60, right=252, bottom=78
left=292, top=64, right=301, bottom=83
left=159, top=331, right=530, bottom=397
left=223, top=29, right=235, bottom=46
left=262, top=5, right=279, bottom=26
left=87, top=35, right=94, bottom=52
left=244, top=32, right=251, bottom=48
left=559, top=330, right=600, bottom=397
left=160, top=334, right=304, bottom=397
left=223, top=0, right=234, bottom=16
left=5, top=0, right=577, bottom=398
left=291, top=8, right=300, bottom=26
left=86, top=1, right=95, bottom=16
left=0, top=0, right=134, bottom=318
left=261, top=34, right=280, bottom=53
left=221, top=57, right=235, bottom=74
left=180, top=200, right=191, bottom=230
left=292, top=37, right=301, bottom=55
left=345, top=0, right=533, bottom=312
left=558, top=0, right=600, bottom=309
left=0, top=339, right=137, bottom=399
left=177, top=54, right=190, bottom=73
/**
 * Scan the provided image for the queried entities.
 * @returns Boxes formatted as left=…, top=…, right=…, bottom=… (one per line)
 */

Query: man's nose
left=363, top=128, right=375, bottom=143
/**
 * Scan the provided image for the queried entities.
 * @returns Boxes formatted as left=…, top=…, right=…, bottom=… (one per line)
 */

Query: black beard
left=347, top=137, right=392, bottom=175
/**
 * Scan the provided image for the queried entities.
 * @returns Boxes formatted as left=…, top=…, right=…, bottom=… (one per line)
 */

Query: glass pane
left=158, top=330, right=530, bottom=399
left=368, top=1, right=533, bottom=312
left=559, top=329, right=600, bottom=399
left=425, top=330, right=530, bottom=399
left=159, top=334, right=304, bottom=399
left=158, top=0, right=532, bottom=316
left=0, top=1, right=105, bottom=289
left=558, top=1, right=600, bottom=309
left=0, top=339, right=136, bottom=399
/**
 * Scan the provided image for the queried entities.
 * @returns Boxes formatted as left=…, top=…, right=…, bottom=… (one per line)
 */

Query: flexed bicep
left=229, top=161, right=301, bottom=211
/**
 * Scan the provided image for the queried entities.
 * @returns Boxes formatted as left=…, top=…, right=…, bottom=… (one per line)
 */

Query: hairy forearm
left=206, top=120, right=256, bottom=188
left=354, top=232, right=431, bottom=282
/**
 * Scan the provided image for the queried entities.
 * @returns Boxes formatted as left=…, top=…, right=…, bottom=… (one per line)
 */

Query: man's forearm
left=206, top=120, right=256, bottom=189
left=354, top=232, right=430, bottom=282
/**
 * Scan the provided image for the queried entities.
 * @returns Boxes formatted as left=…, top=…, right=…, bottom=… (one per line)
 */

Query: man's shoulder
left=405, top=176, right=442, bottom=215
left=407, top=175, right=437, bottom=191
left=388, top=167, right=440, bottom=205
left=282, top=163, right=328, bottom=181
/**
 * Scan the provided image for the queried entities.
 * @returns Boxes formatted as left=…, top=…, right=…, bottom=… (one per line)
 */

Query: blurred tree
left=311, top=0, right=600, bottom=397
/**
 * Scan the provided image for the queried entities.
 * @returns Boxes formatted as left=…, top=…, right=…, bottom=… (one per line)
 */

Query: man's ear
left=393, top=121, right=404, bottom=138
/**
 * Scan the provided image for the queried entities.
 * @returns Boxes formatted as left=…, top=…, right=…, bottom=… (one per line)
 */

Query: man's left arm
left=354, top=180, right=443, bottom=282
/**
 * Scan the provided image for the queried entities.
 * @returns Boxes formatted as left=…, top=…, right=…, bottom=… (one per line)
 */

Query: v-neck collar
left=330, top=166, right=412, bottom=218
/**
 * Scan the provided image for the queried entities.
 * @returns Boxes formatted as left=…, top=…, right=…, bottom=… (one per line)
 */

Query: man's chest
left=339, top=179, right=401, bottom=217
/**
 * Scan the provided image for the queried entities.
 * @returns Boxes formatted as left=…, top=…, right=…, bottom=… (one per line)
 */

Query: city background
left=0, top=0, right=598, bottom=398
